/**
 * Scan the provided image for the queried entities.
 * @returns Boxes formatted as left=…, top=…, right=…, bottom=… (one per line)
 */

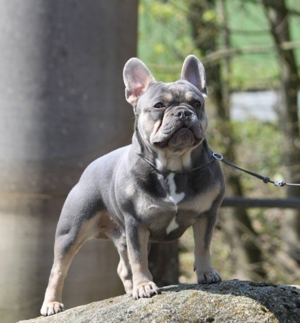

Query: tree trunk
left=262, top=0, right=300, bottom=264
left=188, top=0, right=266, bottom=280
left=149, top=242, right=179, bottom=287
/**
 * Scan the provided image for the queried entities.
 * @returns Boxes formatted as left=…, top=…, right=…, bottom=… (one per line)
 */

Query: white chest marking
left=166, top=217, right=179, bottom=234
left=167, top=173, right=185, bottom=205
left=166, top=173, right=185, bottom=234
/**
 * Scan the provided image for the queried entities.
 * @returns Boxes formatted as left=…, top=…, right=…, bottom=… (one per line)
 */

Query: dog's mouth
left=153, top=126, right=201, bottom=149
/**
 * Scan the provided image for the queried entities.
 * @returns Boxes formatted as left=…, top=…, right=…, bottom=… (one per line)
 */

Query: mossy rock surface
left=19, top=280, right=300, bottom=323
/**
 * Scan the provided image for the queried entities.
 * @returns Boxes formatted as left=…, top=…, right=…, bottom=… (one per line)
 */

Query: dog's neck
left=133, top=131, right=211, bottom=174
left=154, top=147, right=195, bottom=172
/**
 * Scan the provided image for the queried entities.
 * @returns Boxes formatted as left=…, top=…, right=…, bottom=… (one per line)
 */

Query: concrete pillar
left=0, top=1, right=138, bottom=322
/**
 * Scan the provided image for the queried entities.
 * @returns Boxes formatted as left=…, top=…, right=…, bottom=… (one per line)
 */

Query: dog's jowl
left=41, top=55, right=225, bottom=316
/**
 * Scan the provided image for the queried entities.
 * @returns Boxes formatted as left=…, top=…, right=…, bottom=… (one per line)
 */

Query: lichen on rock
left=19, top=280, right=300, bottom=323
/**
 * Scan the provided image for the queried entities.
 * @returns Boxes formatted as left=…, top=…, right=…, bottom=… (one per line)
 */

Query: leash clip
left=212, top=153, right=224, bottom=161
left=274, top=180, right=286, bottom=187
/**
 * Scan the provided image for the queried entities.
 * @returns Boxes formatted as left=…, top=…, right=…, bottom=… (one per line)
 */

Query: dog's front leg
left=193, top=212, right=221, bottom=284
left=125, top=218, right=159, bottom=299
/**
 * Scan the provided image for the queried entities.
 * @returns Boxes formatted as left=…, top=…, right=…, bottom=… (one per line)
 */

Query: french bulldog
left=41, top=55, right=225, bottom=316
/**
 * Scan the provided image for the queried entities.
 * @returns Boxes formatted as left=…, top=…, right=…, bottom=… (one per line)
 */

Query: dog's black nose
left=174, top=109, right=192, bottom=120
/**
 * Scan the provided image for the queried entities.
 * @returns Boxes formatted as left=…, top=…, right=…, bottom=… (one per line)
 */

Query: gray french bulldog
left=41, top=55, right=225, bottom=316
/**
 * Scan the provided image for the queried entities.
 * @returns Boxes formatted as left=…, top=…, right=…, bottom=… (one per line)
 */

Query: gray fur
left=41, top=55, right=225, bottom=316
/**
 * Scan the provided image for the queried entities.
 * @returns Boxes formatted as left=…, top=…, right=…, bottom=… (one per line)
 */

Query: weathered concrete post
left=0, top=1, right=138, bottom=322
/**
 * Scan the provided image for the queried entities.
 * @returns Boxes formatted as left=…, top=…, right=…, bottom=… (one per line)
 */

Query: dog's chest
left=130, top=172, right=219, bottom=239
left=166, top=173, right=185, bottom=205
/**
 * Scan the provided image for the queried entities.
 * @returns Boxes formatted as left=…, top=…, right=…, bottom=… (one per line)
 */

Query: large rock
left=19, top=280, right=300, bottom=323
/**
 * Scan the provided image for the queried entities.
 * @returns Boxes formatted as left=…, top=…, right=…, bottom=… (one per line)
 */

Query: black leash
left=137, top=150, right=300, bottom=187
left=212, top=152, right=300, bottom=187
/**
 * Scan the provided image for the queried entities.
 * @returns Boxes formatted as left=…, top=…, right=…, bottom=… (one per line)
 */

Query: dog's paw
left=133, top=282, right=159, bottom=299
left=196, top=268, right=221, bottom=284
left=40, top=301, right=64, bottom=316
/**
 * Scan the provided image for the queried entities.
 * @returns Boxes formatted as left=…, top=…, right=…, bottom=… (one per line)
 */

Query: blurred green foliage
left=138, top=0, right=300, bottom=89
left=138, top=0, right=300, bottom=284
left=138, top=0, right=296, bottom=196
left=139, top=0, right=197, bottom=82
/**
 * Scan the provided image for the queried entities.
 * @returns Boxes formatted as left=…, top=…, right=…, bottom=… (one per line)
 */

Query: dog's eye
left=194, top=101, right=201, bottom=108
left=154, top=102, right=164, bottom=109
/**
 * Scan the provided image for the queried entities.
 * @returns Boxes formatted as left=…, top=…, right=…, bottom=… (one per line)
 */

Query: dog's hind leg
left=40, top=184, right=101, bottom=316
left=104, top=224, right=133, bottom=295
left=115, top=237, right=133, bottom=294
left=114, top=234, right=153, bottom=295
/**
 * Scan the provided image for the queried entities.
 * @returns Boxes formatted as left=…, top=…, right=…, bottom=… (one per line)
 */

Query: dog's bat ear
left=123, top=58, right=156, bottom=106
left=181, top=55, right=207, bottom=98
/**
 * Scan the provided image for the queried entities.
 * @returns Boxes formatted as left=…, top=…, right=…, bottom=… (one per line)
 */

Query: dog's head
left=123, top=55, right=208, bottom=155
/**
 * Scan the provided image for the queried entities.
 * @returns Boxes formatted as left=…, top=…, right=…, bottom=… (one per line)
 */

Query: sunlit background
left=1, top=1, right=300, bottom=322
left=138, top=0, right=300, bottom=285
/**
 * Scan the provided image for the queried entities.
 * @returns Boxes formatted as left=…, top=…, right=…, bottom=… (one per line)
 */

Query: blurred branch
left=230, top=27, right=270, bottom=35
left=147, top=40, right=300, bottom=72
left=222, top=197, right=300, bottom=209
left=247, top=0, right=300, bottom=16
left=202, top=41, right=300, bottom=64
left=287, top=9, right=300, bottom=16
